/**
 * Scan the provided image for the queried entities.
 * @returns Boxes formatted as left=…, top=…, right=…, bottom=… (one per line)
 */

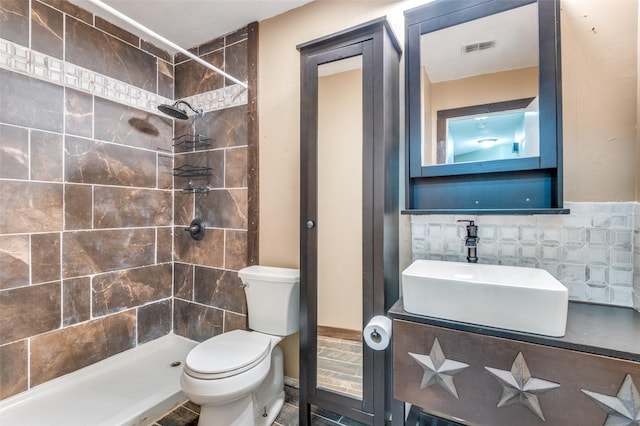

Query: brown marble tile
left=157, top=405, right=199, bottom=426
left=174, top=47, right=198, bottom=65
left=65, top=88, right=93, bottom=138
left=0, top=0, right=29, bottom=46
left=224, top=310, right=247, bottom=333
left=0, top=282, right=61, bottom=345
left=0, top=235, right=29, bottom=290
left=141, top=39, right=172, bottom=63
left=174, top=226, right=224, bottom=268
left=226, top=27, right=248, bottom=45
left=157, top=227, right=173, bottom=263
left=0, top=124, right=28, bottom=180
left=62, top=228, right=155, bottom=278
left=94, top=98, right=173, bottom=151
left=65, top=136, right=157, bottom=188
left=0, top=180, right=63, bottom=234
left=194, top=267, right=247, bottom=314
left=95, top=16, right=139, bottom=46
left=0, top=69, right=64, bottom=133
left=39, top=0, right=92, bottom=25
left=175, top=49, right=224, bottom=98
left=31, top=0, right=63, bottom=59
left=31, top=233, right=61, bottom=284
left=138, top=299, right=172, bottom=344
left=199, top=36, right=224, bottom=56
left=224, top=39, right=248, bottom=87
left=225, top=230, right=247, bottom=271
left=196, top=188, right=247, bottom=230
left=30, top=130, right=63, bottom=182
left=30, top=310, right=136, bottom=386
left=174, top=262, right=194, bottom=301
left=225, top=147, right=247, bottom=188
left=191, top=105, right=248, bottom=150
left=63, top=276, right=90, bottom=326
left=66, top=16, right=157, bottom=91
left=93, top=187, right=172, bottom=228
left=158, top=153, right=174, bottom=190
left=92, top=263, right=172, bottom=317
left=174, top=191, right=194, bottom=227
left=0, top=339, right=28, bottom=400
left=173, top=299, right=223, bottom=342
left=64, top=183, right=92, bottom=230
left=158, top=58, right=174, bottom=99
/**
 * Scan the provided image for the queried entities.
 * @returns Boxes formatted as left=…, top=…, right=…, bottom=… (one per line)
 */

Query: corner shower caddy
left=172, top=133, right=213, bottom=193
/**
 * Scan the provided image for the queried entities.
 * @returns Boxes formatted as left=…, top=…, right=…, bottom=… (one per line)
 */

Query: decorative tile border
left=410, top=202, right=636, bottom=308
left=0, top=37, right=246, bottom=116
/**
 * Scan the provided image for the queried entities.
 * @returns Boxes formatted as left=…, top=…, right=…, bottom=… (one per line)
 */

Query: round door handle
left=306, top=220, right=315, bottom=229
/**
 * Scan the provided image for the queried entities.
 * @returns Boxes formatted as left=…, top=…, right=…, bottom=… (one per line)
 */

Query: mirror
left=405, top=0, right=564, bottom=213
left=316, top=56, right=363, bottom=399
left=421, top=3, right=540, bottom=166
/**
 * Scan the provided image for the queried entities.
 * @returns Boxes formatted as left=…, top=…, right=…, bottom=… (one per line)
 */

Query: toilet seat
left=184, top=330, right=272, bottom=380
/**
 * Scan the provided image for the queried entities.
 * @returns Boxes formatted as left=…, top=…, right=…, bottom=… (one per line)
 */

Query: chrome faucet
left=457, top=220, right=479, bottom=263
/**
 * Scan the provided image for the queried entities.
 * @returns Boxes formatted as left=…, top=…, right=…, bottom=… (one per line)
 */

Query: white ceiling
left=421, top=3, right=538, bottom=83
left=68, top=0, right=313, bottom=52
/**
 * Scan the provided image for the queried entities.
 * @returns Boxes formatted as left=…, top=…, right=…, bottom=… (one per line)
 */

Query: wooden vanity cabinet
left=393, top=319, right=640, bottom=426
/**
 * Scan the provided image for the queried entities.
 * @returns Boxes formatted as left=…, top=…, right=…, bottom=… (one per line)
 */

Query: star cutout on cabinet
left=408, top=338, right=469, bottom=398
left=582, top=374, right=640, bottom=426
left=484, top=352, right=561, bottom=421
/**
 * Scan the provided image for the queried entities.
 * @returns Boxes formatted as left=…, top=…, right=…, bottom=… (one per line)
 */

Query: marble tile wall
left=0, top=0, right=175, bottom=401
left=410, top=202, right=637, bottom=308
left=171, top=29, right=252, bottom=343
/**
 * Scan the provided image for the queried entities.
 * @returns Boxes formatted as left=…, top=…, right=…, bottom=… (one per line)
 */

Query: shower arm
left=86, top=0, right=248, bottom=90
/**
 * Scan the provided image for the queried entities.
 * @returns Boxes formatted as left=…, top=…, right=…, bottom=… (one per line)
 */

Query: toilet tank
left=238, top=265, right=300, bottom=336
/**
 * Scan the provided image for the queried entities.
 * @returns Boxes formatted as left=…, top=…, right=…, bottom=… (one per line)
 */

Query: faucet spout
left=457, top=220, right=479, bottom=263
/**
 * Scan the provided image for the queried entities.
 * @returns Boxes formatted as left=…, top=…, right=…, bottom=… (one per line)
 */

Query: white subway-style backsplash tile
left=410, top=202, right=637, bottom=307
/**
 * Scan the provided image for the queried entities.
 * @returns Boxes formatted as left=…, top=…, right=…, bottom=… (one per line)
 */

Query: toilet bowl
left=180, top=265, right=299, bottom=426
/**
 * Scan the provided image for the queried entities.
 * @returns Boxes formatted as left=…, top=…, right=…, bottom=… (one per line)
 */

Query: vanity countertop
left=388, top=299, right=640, bottom=362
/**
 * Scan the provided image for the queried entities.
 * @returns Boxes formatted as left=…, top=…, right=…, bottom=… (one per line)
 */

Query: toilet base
left=199, top=394, right=254, bottom=426
left=194, top=345, right=285, bottom=426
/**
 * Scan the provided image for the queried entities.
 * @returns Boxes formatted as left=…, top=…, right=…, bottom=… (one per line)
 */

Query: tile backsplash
left=410, top=202, right=637, bottom=308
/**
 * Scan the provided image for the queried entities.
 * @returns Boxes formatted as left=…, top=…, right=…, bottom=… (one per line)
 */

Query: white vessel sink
left=402, top=260, right=568, bottom=337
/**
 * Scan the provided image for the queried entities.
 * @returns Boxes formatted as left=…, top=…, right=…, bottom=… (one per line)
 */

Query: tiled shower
left=0, top=0, right=253, bottom=402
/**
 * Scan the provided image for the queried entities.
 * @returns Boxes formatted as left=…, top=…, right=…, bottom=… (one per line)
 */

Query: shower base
left=0, top=334, right=197, bottom=426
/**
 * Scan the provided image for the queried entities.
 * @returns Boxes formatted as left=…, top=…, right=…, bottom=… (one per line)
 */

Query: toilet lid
left=185, top=330, right=271, bottom=379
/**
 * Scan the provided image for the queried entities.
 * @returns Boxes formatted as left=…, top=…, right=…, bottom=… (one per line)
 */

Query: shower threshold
left=0, top=334, right=197, bottom=426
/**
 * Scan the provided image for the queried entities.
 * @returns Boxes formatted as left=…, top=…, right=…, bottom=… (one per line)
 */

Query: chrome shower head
left=157, top=100, right=203, bottom=120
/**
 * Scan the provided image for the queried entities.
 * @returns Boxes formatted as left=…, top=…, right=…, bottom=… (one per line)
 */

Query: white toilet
left=180, top=265, right=300, bottom=426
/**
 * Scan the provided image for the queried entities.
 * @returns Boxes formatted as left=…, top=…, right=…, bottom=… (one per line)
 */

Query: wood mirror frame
left=404, top=0, right=567, bottom=214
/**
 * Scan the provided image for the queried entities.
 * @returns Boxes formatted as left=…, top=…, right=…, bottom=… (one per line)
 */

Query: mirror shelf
left=402, top=208, right=570, bottom=216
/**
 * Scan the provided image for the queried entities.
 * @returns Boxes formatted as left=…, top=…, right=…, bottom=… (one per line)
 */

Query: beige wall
left=561, top=0, right=638, bottom=201
left=317, top=69, right=363, bottom=332
left=258, top=0, right=639, bottom=378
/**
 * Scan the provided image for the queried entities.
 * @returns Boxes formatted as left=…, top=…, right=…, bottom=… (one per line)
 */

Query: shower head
left=157, top=100, right=203, bottom=120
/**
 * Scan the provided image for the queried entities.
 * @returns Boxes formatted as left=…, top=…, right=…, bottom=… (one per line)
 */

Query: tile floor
left=152, top=385, right=367, bottom=426
left=153, top=385, right=462, bottom=426
left=316, top=336, right=363, bottom=398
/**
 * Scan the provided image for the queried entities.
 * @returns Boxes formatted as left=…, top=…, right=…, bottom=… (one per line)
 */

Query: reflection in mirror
left=421, top=2, right=539, bottom=166
left=316, top=55, right=363, bottom=399
left=437, top=97, right=539, bottom=164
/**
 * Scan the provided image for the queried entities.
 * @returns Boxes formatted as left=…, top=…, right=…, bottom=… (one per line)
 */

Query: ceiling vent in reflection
left=461, top=40, right=496, bottom=54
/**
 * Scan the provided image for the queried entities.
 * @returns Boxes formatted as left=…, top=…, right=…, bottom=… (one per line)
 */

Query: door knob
left=306, top=220, right=315, bottom=229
